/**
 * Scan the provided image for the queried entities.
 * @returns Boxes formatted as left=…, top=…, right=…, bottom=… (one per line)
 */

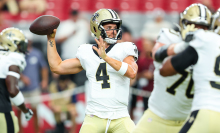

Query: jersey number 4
left=210, top=55, right=220, bottom=89
left=96, top=63, right=110, bottom=89
left=166, top=71, right=194, bottom=98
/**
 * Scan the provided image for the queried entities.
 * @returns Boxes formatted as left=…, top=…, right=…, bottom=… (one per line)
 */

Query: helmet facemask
left=17, top=40, right=28, bottom=54
left=99, top=20, right=122, bottom=44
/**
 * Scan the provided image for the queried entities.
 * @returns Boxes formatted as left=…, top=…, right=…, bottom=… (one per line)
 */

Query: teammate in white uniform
left=0, top=28, right=33, bottom=133
left=160, top=9, right=220, bottom=132
left=46, top=9, right=138, bottom=133
left=132, top=4, right=212, bottom=133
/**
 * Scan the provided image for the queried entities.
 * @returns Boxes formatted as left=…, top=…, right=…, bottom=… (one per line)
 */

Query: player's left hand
left=24, top=108, right=34, bottom=121
left=93, top=36, right=107, bottom=59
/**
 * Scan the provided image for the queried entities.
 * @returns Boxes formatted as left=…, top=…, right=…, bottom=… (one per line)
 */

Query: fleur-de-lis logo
left=188, top=116, right=195, bottom=123
left=92, top=13, right=99, bottom=22
left=6, top=31, right=15, bottom=37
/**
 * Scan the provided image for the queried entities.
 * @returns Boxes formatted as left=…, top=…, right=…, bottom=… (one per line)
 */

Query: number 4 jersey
left=76, top=42, right=138, bottom=119
left=189, top=30, right=220, bottom=112
left=149, top=28, right=194, bottom=120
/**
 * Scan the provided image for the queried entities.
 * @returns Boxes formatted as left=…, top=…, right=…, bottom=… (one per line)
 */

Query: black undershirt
left=171, top=46, right=198, bottom=74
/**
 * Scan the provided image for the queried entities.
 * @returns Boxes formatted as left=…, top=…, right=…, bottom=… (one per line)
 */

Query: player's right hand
left=93, top=36, right=107, bottom=59
left=181, top=24, right=197, bottom=40
left=24, top=108, right=34, bottom=121
left=47, top=29, right=57, bottom=40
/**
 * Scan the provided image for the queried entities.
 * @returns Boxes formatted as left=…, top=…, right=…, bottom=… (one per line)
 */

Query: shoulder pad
left=157, top=28, right=182, bottom=45
left=193, top=30, right=215, bottom=42
left=78, top=44, right=90, bottom=48
left=189, top=30, right=219, bottom=49
left=7, top=52, right=26, bottom=72
left=124, top=42, right=138, bottom=61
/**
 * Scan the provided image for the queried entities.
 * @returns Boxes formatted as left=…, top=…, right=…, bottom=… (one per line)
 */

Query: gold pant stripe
left=0, top=111, right=19, bottom=133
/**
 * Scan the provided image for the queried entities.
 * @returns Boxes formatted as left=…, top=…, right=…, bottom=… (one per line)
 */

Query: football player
left=0, top=27, right=33, bottom=133
left=160, top=9, right=220, bottom=133
left=46, top=9, right=138, bottom=133
left=132, top=4, right=212, bottom=133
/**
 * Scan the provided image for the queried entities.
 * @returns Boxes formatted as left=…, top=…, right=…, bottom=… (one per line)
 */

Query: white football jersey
left=76, top=42, right=138, bottom=119
left=0, top=51, right=26, bottom=78
left=189, top=30, right=220, bottom=112
left=149, top=28, right=194, bottom=120
left=0, top=51, right=26, bottom=112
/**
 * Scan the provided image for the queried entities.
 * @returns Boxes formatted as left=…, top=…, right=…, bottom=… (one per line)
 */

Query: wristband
left=118, top=62, right=128, bottom=75
left=174, top=41, right=188, bottom=54
left=7, top=71, right=20, bottom=79
left=10, top=91, right=24, bottom=106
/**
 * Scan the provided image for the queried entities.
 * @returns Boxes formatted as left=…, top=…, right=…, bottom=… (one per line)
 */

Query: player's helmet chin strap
left=104, top=38, right=117, bottom=44
left=104, top=29, right=122, bottom=44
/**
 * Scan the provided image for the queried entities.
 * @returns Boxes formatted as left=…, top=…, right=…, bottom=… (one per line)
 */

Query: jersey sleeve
left=125, top=42, right=138, bottom=61
left=7, top=52, right=26, bottom=72
left=75, top=44, right=86, bottom=70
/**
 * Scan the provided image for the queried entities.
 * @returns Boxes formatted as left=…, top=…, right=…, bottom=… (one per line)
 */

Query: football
left=29, top=15, right=60, bottom=35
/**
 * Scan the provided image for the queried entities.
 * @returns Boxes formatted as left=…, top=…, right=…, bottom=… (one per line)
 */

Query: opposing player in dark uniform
left=0, top=27, right=33, bottom=133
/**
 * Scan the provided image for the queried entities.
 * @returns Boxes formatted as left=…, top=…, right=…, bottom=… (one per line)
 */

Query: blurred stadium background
left=1, top=0, right=219, bottom=133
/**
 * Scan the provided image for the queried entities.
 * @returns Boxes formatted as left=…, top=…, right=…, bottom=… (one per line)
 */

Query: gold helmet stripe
left=107, top=9, right=117, bottom=19
left=198, top=4, right=206, bottom=21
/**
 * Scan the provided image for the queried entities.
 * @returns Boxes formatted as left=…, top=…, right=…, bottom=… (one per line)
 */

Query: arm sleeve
left=75, top=45, right=85, bottom=70
left=154, top=44, right=169, bottom=62
left=171, top=46, right=198, bottom=73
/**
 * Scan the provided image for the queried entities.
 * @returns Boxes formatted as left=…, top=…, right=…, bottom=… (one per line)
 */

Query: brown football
left=29, top=15, right=60, bottom=35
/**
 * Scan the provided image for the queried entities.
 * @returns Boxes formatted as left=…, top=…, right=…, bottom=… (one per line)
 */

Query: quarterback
left=0, top=28, right=33, bottom=133
left=132, top=4, right=211, bottom=133
left=160, top=9, right=220, bottom=133
left=46, top=9, right=138, bottom=133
